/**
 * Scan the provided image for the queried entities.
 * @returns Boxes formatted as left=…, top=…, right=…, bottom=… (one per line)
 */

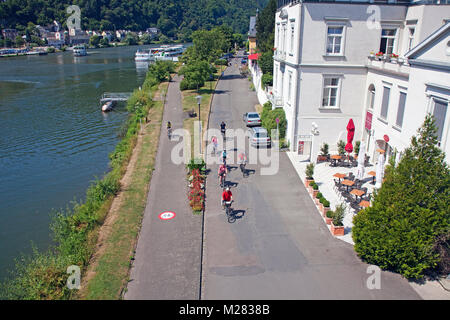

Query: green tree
left=256, top=0, right=277, bottom=53
left=99, top=37, right=110, bottom=47
left=352, top=115, right=450, bottom=279
left=15, top=35, right=25, bottom=47
left=89, top=35, right=101, bottom=48
left=259, top=51, right=274, bottom=75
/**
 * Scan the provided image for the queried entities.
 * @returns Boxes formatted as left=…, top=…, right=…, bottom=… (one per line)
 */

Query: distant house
left=68, top=28, right=90, bottom=45
left=146, top=28, right=160, bottom=38
left=102, top=31, right=114, bottom=42
left=2, top=29, right=18, bottom=41
left=248, top=15, right=257, bottom=54
left=116, top=30, right=127, bottom=40
left=46, top=31, right=65, bottom=48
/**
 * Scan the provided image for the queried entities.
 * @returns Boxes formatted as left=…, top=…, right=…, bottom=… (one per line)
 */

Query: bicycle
left=240, top=162, right=247, bottom=178
left=223, top=201, right=235, bottom=223
left=167, top=127, right=172, bottom=140
left=219, top=173, right=226, bottom=188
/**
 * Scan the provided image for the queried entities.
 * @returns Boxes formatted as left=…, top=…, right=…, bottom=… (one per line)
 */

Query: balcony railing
left=367, top=55, right=410, bottom=75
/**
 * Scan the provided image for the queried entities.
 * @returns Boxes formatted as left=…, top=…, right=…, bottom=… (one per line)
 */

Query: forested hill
left=0, top=0, right=268, bottom=39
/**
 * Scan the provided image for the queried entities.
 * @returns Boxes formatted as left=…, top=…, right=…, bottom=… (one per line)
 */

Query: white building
left=273, top=0, right=450, bottom=163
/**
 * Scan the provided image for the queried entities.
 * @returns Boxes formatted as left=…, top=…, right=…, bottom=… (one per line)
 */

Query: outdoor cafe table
left=368, top=171, right=376, bottom=184
left=341, top=179, right=355, bottom=192
left=351, top=189, right=365, bottom=200
left=333, top=173, right=346, bottom=182
left=330, top=155, right=342, bottom=167
left=359, top=200, right=370, bottom=208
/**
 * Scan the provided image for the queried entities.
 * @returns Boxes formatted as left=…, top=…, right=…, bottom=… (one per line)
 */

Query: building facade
left=273, top=0, right=450, bottom=163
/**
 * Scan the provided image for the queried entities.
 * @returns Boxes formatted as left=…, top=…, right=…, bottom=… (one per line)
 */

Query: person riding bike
left=222, top=150, right=227, bottom=165
left=220, top=121, right=226, bottom=137
left=218, top=163, right=227, bottom=186
left=211, top=136, right=218, bottom=155
left=167, top=121, right=172, bottom=139
left=238, top=151, right=247, bottom=174
left=222, top=187, right=233, bottom=209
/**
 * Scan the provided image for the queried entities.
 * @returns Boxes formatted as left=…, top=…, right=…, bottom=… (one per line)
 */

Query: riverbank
left=0, top=62, right=173, bottom=300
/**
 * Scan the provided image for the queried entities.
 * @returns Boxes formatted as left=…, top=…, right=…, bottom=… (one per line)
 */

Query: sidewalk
left=125, top=75, right=203, bottom=300
left=286, top=152, right=450, bottom=300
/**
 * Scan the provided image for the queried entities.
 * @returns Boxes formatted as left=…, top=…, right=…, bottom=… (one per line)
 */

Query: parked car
left=241, top=58, right=247, bottom=64
left=248, top=127, right=271, bottom=148
left=243, top=112, right=262, bottom=127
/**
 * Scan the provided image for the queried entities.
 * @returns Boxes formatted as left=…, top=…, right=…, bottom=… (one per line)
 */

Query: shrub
left=320, top=143, right=329, bottom=156
left=326, top=210, right=334, bottom=219
left=261, top=73, right=273, bottom=89
left=352, top=115, right=449, bottom=279
left=187, top=158, right=206, bottom=172
left=354, top=141, right=361, bottom=155
left=313, top=183, right=319, bottom=191
left=316, top=192, right=323, bottom=200
left=260, top=106, right=287, bottom=139
left=305, top=163, right=315, bottom=179
left=322, top=199, right=330, bottom=208
left=332, top=203, right=346, bottom=226
left=337, top=140, right=346, bottom=155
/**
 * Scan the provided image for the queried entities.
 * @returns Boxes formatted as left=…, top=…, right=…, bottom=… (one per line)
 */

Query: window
left=288, top=72, right=293, bottom=102
left=380, top=86, right=391, bottom=120
left=290, top=24, right=295, bottom=54
left=395, top=92, right=407, bottom=128
left=326, top=26, right=344, bottom=55
left=433, top=99, right=448, bottom=145
left=408, top=28, right=415, bottom=51
left=380, top=29, right=396, bottom=54
left=367, top=84, right=375, bottom=110
left=322, top=77, right=340, bottom=108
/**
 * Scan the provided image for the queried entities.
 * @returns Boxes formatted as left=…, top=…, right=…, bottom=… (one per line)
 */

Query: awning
left=248, top=53, right=260, bottom=60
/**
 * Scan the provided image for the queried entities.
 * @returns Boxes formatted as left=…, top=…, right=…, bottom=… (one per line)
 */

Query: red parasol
left=345, top=119, right=355, bottom=153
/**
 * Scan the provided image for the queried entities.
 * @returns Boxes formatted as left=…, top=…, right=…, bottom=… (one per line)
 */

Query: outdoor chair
left=333, top=179, right=341, bottom=192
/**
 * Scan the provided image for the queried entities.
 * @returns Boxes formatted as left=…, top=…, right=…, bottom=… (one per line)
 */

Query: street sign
left=159, top=211, right=176, bottom=221
left=276, top=118, right=280, bottom=124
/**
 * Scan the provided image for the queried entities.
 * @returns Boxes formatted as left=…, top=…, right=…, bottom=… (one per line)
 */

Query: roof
left=405, top=21, right=450, bottom=59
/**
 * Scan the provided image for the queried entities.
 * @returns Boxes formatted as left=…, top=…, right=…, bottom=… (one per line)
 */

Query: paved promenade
left=125, top=75, right=203, bottom=300
left=201, top=57, right=420, bottom=300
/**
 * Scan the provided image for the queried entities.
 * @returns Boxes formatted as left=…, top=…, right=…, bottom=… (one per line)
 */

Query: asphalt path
left=201, top=55, right=420, bottom=300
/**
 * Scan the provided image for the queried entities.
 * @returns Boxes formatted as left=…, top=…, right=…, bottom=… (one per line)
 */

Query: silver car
left=243, top=112, right=262, bottom=127
left=248, top=127, right=271, bottom=148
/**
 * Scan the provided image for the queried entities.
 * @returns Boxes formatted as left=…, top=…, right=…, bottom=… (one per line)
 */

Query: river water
left=0, top=45, right=154, bottom=280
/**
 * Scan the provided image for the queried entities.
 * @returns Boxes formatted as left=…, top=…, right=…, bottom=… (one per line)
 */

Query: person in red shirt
left=222, top=187, right=233, bottom=207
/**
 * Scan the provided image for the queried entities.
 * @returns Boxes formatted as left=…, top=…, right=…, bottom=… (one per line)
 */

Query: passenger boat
left=135, top=49, right=155, bottom=62
left=73, top=45, right=87, bottom=57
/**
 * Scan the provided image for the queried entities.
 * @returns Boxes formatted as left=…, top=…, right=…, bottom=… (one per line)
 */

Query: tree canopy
left=0, top=0, right=268, bottom=41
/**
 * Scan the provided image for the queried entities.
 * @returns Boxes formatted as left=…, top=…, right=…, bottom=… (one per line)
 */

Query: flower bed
left=188, top=168, right=205, bottom=213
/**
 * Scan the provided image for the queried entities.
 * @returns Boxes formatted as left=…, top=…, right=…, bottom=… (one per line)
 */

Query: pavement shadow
left=221, top=74, right=245, bottom=81
left=227, top=165, right=239, bottom=172
left=229, top=209, right=246, bottom=222
left=225, top=180, right=239, bottom=189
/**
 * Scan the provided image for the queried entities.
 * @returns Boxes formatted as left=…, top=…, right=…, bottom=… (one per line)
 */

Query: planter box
left=315, top=198, right=321, bottom=205
left=318, top=203, right=324, bottom=212
left=325, top=217, right=333, bottom=225
left=322, top=206, right=330, bottom=217
left=331, top=222, right=345, bottom=236
left=304, top=178, right=313, bottom=186
left=313, top=190, right=319, bottom=198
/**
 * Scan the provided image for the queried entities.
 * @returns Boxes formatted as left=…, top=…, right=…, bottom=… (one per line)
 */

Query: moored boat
left=73, top=45, right=87, bottom=57
left=101, top=101, right=113, bottom=112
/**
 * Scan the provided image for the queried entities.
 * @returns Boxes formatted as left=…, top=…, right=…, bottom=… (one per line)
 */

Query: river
left=0, top=45, right=156, bottom=280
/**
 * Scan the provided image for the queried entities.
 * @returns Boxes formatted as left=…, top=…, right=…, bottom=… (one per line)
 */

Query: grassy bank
left=0, top=65, right=171, bottom=300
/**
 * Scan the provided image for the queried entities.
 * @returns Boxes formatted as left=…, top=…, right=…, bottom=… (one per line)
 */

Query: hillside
left=0, top=0, right=268, bottom=39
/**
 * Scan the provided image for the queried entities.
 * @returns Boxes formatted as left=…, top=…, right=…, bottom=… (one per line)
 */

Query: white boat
left=135, top=49, right=155, bottom=62
left=153, top=45, right=185, bottom=61
left=102, top=101, right=113, bottom=112
left=73, top=45, right=87, bottom=57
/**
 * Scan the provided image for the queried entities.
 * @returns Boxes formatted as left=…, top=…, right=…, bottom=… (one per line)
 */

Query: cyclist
left=220, top=121, right=226, bottom=138
left=218, top=162, right=227, bottom=186
left=211, top=136, right=218, bottom=155
left=222, top=149, right=227, bottom=165
left=167, top=121, right=172, bottom=139
left=221, top=187, right=233, bottom=209
left=238, top=151, right=247, bottom=175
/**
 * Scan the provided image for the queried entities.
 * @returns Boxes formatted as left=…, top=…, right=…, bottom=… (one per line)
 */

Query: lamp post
left=196, top=95, right=203, bottom=155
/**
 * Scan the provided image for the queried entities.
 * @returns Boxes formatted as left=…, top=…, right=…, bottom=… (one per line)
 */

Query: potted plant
left=337, top=140, right=346, bottom=156
left=390, top=53, right=398, bottom=63
left=375, top=51, right=384, bottom=60
left=331, top=203, right=346, bottom=236
left=304, top=163, right=315, bottom=186
left=308, top=181, right=316, bottom=194
left=318, top=143, right=329, bottom=162
left=369, top=51, right=375, bottom=59
left=325, top=210, right=334, bottom=225
left=312, top=183, right=319, bottom=197
left=321, top=199, right=331, bottom=217
left=315, top=192, right=323, bottom=205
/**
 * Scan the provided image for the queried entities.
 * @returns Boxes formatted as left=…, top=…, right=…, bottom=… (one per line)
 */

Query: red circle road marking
left=159, top=211, right=176, bottom=221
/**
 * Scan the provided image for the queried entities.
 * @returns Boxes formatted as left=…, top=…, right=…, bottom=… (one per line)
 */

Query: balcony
left=268, top=92, right=284, bottom=108
left=367, top=54, right=410, bottom=76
